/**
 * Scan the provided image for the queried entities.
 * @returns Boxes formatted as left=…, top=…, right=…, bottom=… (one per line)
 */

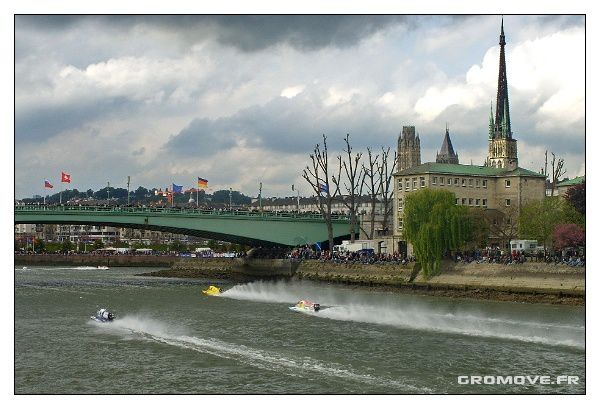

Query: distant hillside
left=18, top=186, right=253, bottom=206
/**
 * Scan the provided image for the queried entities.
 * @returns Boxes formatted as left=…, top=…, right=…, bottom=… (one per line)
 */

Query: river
left=14, top=266, right=585, bottom=394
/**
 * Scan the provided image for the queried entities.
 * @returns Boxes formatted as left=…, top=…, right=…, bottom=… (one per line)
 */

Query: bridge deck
left=14, top=205, right=353, bottom=247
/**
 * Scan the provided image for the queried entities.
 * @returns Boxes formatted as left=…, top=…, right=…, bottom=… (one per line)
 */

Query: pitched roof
left=557, top=176, right=585, bottom=187
left=439, top=128, right=457, bottom=157
left=394, top=162, right=546, bottom=178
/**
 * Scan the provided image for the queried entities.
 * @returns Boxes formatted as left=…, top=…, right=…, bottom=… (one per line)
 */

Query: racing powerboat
left=289, top=300, right=321, bottom=313
left=91, top=308, right=115, bottom=323
left=202, top=285, right=223, bottom=296
left=97, top=266, right=109, bottom=270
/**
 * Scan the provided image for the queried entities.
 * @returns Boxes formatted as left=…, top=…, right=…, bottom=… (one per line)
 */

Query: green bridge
left=14, top=205, right=353, bottom=247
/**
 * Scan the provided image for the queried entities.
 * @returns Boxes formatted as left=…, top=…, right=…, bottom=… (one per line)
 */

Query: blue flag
left=172, top=183, right=183, bottom=193
left=319, top=183, right=328, bottom=194
left=315, top=242, right=322, bottom=251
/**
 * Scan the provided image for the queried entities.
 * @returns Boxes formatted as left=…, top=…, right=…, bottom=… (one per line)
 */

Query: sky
left=14, top=14, right=585, bottom=199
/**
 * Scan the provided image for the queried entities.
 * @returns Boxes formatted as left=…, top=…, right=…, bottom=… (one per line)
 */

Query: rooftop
left=394, top=162, right=546, bottom=178
left=557, top=176, right=585, bottom=187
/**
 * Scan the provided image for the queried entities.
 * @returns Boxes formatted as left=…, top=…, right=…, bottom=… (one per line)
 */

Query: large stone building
left=391, top=20, right=546, bottom=255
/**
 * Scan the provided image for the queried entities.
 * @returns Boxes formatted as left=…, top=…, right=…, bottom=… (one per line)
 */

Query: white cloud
left=280, top=85, right=305, bottom=98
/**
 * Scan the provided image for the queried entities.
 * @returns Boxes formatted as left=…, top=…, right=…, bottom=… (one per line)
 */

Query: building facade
left=391, top=21, right=546, bottom=255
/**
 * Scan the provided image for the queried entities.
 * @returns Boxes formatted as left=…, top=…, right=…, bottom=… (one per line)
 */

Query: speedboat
left=97, top=266, right=109, bottom=270
left=202, top=285, right=223, bottom=296
left=91, top=308, right=115, bottom=323
left=289, top=300, right=321, bottom=313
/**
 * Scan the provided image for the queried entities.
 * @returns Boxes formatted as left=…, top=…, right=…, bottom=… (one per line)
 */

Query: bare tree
left=302, top=134, right=341, bottom=252
left=484, top=204, right=520, bottom=249
left=361, top=147, right=381, bottom=240
left=550, top=152, right=566, bottom=197
left=377, top=146, right=397, bottom=236
left=331, top=134, right=365, bottom=242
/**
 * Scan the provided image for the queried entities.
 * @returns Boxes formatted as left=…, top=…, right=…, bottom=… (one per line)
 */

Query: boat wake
left=94, top=315, right=427, bottom=392
left=318, top=304, right=584, bottom=349
left=222, top=280, right=584, bottom=349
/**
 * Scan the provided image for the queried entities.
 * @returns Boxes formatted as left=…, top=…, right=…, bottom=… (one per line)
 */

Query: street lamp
left=229, top=188, right=233, bottom=211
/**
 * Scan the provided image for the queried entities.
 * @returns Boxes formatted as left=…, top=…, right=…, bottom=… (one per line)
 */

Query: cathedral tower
left=436, top=125, right=459, bottom=164
left=397, top=125, right=421, bottom=171
left=486, top=19, right=518, bottom=170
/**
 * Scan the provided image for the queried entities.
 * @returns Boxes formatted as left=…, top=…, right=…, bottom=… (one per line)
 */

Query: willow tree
left=403, top=189, right=471, bottom=277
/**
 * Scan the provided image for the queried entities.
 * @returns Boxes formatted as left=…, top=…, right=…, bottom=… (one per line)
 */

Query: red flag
left=61, top=172, right=71, bottom=183
left=44, top=180, right=53, bottom=189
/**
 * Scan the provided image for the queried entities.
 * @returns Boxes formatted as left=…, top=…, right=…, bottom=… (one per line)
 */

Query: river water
left=14, top=266, right=585, bottom=394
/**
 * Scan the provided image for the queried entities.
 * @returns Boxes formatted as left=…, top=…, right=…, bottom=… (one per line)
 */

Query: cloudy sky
left=14, top=14, right=585, bottom=199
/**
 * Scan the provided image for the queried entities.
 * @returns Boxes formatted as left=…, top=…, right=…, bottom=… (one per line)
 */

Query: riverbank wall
left=14, top=254, right=176, bottom=267
left=15, top=255, right=584, bottom=304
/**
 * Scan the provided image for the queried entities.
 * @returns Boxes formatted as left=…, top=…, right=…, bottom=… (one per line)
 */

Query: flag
left=172, top=184, right=183, bottom=194
left=315, top=242, right=322, bottom=251
left=319, top=183, right=328, bottom=194
left=198, top=177, right=208, bottom=188
left=44, top=180, right=53, bottom=189
left=61, top=172, right=71, bottom=183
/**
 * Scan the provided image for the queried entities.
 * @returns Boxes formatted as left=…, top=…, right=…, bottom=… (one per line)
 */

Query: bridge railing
left=14, top=204, right=352, bottom=221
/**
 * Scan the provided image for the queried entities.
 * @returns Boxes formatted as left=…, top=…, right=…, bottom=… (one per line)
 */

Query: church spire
left=436, top=125, right=459, bottom=164
left=486, top=18, right=518, bottom=170
left=494, top=17, right=511, bottom=139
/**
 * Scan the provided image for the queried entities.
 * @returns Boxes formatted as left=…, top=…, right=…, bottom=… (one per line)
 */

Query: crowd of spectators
left=288, top=246, right=415, bottom=265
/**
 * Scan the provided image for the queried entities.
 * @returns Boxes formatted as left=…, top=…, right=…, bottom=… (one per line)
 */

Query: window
left=476, top=199, right=480, bottom=206
left=448, top=178, right=452, bottom=185
left=398, top=218, right=403, bottom=228
left=420, top=177, right=425, bottom=188
left=405, top=178, right=410, bottom=191
left=461, top=198, right=466, bottom=205
left=398, top=198, right=403, bottom=210
left=461, top=179, right=466, bottom=187
left=505, top=180, right=511, bottom=188
left=398, top=180, right=402, bottom=190
left=469, top=179, right=473, bottom=187
left=440, top=177, right=445, bottom=186
left=412, top=178, right=417, bottom=189
left=476, top=179, right=480, bottom=188
left=468, top=198, right=473, bottom=206
left=483, top=199, right=487, bottom=207
left=432, top=176, right=437, bottom=185
left=505, top=199, right=511, bottom=206
left=455, top=198, right=459, bottom=205
left=454, top=178, right=459, bottom=185
left=483, top=179, right=488, bottom=188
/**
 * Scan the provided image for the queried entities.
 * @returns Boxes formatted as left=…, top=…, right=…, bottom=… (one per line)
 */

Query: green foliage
left=465, top=208, right=490, bottom=249
left=211, top=190, right=252, bottom=205
left=519, top=197, right=565, bottom=249
left=61, top=240, right=74, bottom=253
left=403, top=189, right=472, bottom=278
left=92, top=239, right=104, bottom=250
left=169, top=240, right=188, bottom=252
left=35, top=239, right=45, bottom=253
left=561, top=200, right=585, bottom=227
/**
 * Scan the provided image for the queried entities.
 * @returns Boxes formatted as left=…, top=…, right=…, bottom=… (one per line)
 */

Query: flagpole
left=127, top=176, right=131, bottom=205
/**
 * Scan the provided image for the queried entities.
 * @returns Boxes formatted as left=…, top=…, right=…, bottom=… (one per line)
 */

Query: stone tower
left=436, top=125, right=459, bottom=164
left=486, top=19, right=518, bottom=170
left=397, top=125, right=421, bottom=171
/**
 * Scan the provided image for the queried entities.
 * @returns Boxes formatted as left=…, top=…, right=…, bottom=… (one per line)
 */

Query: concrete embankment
left=15, top=255, right=584, bottom=305
left=14, top=254, right=176, bottom=268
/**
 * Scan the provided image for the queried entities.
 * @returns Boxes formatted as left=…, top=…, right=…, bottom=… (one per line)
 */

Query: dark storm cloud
left=16, top=97, right=135, bottom=143
left=17, top=15, right=411, bottom=53
left=164, top=95, right=398, bottom=157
